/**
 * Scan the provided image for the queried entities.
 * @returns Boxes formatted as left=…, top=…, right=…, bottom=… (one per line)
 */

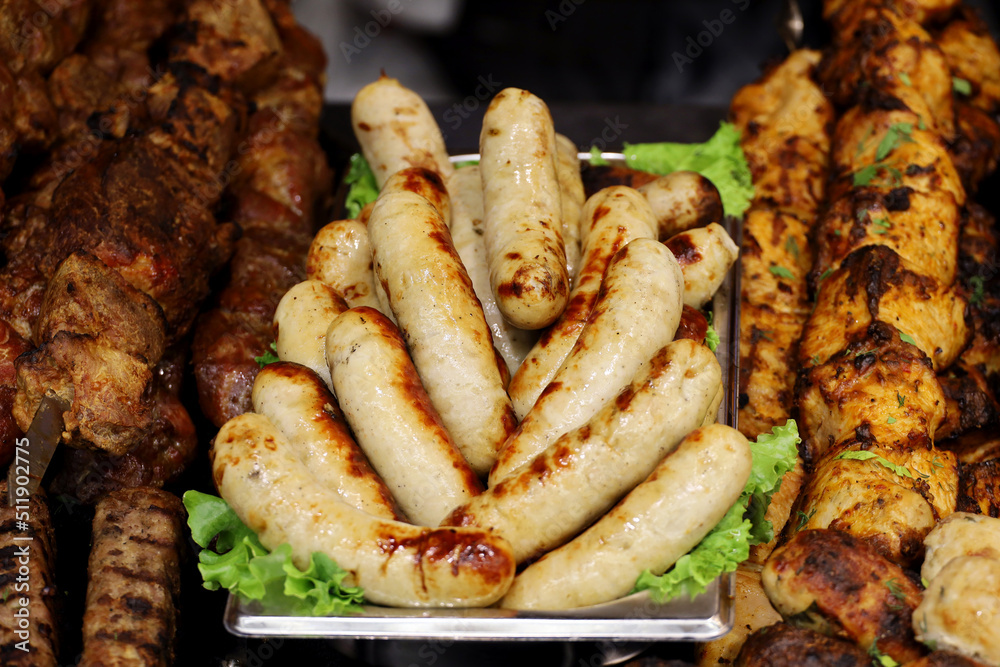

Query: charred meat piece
left=955, top=460, right=1000, bottom=517
left=79, top=487, right=184, bottom=667
left=735, top=622, right=872, bottom=667
left=0, top=321, right=31, bottom=467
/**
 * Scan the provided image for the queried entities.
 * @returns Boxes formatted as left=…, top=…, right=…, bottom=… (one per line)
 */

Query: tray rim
left=226, top=152, right=742, bottom=642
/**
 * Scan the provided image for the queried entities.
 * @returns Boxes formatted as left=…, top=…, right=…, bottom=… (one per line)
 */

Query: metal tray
left=225, top=153, right=742, bottom=644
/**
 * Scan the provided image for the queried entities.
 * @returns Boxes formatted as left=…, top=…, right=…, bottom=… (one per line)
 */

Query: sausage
left=325, top=307, right=483, bottom=526
left=368, top=189, right=517, bottom=476
left=443, top=339, right=722, bottom=564
left=637, top=171, right=724, bottom=240
left=479, top=87, right=569, bottom=330
left=80, top=487, right=185, bottom=667
left=446, top=165, right=538, bottom=375
left=381, top=166, right=451, bottom=227
left=272, top=279, right=347, bottom=387
left=664, top=222, right=740, bottom=309
left=499, top=424, right=751, bottom=610
left=212, top=412, right=516, bottom=607
left=351, top=74, right=454, bottom=187
left=555, top=133, right=584, bottom=281
left=251, top=361, right=403, bottom=521
left=507, top=185, right=658, bottom=419
left=306, top=220, right=385, bottom=313
left=490, top=238, right=684, bottom=484
left=0, top=483, right=57, bottom=667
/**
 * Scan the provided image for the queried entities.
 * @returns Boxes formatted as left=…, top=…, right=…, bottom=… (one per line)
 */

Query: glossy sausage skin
left=443, top=339, right=721, bottom=564
left=500, top=424, right=751, bottom=610
left=273, top=279, right=347, bottom=388
left=555, top=133, right=584, bottom=281
left=480, top=87, right=569, bottom=330
left=381, top=167, right=452, bottom=228
left=369, top=190, right=517, bottom=476
left=664, top=222, right=740, bottom=309
left=490, top=238, right=684, bottom=484
left=351, top=74, right=454, bottom=187
left=306, top=220, right=385, bottom=314
left=637, top=170, right=724, bottom=240
left=212, top=412, right=516, bottom=607
left=507, top=185, right=658, bottom=419
left=251, top=361, right=403, bottom=521
left=325, top=307, right=483, bottom=526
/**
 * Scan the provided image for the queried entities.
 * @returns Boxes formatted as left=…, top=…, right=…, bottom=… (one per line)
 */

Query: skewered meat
left=0, top=482, right=57, bottom=667
left=735, top=623, right=872, bottom=667
left=956, top=460, right=1000, bottom=516
left=79, top=487, right=184, bottom=667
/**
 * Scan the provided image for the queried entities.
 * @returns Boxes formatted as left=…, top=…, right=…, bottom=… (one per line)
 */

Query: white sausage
left=351, top=74, right=454, bottom=187
left=381, top=166, right=452, bottom=228
left=273, top=280, right=348, bottom=387
left=306, top=221, right=385, bottom=314
left=490, top=238, right=684, bottom=485
left=663, top=222, right=740, bottom=309
left=447, top=165, right=538, bottom=375
left=212, top=412, right=515, bottom=608
left=480, top=87, right=569, bottom=330
left=251, top=362, right=402, bottom=521
left=442, top=339, right=722, bottom=564
left=506, top=186, right=658, bottom=420
left=325, top=307, right=483, bottom=526
left=368, top=190, right=517, bottom=476
left=637, top=171, right=724, bottom=240
left=555, top=133, right=584, bottom=282
left=499, top=424, right=751, bottom=610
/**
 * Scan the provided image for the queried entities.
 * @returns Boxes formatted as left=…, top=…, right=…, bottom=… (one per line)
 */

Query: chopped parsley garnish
left=769, top=265, right=794, bottom=279
left=836, top=451, right=913, bottom=479
left=869, top=641, right=901, bottom=667
left=875, top=123, right=914, bottom=161
left=969, top=275, right=985, bottom=307
left=871, top=217, right=892, bottom=235
left=817, top=268, right=833, bottom=283
left=785, top=235, right=800, bottom=259
left=887, top=416, right=897, bottom=424
left=898, top=330, right=916, bottom=346
left=899, top=73, right=911, bottom=87
left=796, top=508, right=816, bottom=531
left=255, top=341, right=280, bottom=368
left=897, top=392, right=905, bottom=408
left=953, top=77, right=972, bottom=96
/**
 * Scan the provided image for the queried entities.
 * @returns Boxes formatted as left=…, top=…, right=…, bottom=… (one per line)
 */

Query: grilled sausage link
left=637, top=171, right=724, bottom=240
left=212, top=412, right=516, bottom=607
left=479, top=87, right=569, bottom=330
left=273, top=279, right=347, bottom=388
left=79, top=487, right=185, bottom=667
left=443, top=339, right=721, bottom=564
left=306, top=220, right=385, bottom=314
left=554, top=133, right=584, bottom=281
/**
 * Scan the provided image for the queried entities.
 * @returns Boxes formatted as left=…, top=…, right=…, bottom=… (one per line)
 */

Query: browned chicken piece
left=0, top=321, right=31, bottom=467
left=738, top=305, right=806, bottom=440
left=905, top=652, right=995, bottom=667
left=811, top=187, right=961, bottom=292
left=0, top=59, right=17, bottom=181
left=823, top=0, right=959, bottom=31
left=796, top=322, right=945, bottom=465
left=11, top=69, right=58, bottom=153
left=741, top=209, right=814, bottom=316
left=695, top=565, right=782, bottom=665
left=762, top=528, right=926, bottom=664
left=936, top=362, right=999, bottom=442
left=82, top=0, right=178, bottom=90
left=734, top=622, right=872, bottom=667
left=800, top=245, right=968, bottom=372
left=0, top=482, right=58, bottom=667
left=192, top=3, right=330, bottom=426
left=730, top=50, right=833, bottom=222
left=46, top=53, right=141, bottom=142
left=934, top=7, right=1000, bottom=115
left=48, top=347, right=198, bottom=503
left=818, top=6, right=956, bottom=139
left=955, top=460, right=1000, bottom=517
left=580, top=165, right=659, bottom=198
left=79, top=487, right=184, bottom=667
left=949, top=102, right=1000, bottom=191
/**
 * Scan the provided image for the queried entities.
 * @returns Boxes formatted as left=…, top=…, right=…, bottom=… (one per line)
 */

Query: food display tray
left=224, top=153, right=742, bottom=643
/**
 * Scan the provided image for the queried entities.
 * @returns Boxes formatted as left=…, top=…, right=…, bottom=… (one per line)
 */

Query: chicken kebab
left=716, top=0, right=1000, bottom=664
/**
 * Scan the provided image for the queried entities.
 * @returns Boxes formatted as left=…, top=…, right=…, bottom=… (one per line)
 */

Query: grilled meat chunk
left=735, top=622, right=872, bottom=667
left=955, top=460, right=1000, bottom=517
left=79, top=487, right=184, bottom=667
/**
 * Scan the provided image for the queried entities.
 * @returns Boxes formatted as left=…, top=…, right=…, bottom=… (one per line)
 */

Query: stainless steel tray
left=225, top=153, right=742, bottom=643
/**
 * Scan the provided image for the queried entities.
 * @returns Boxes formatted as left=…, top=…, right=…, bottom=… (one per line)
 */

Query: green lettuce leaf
left=620, top=122, right=754, bottom=217
left=343, top=153, right=379, bottom=219
left=633, top=419, right=800, bottom=602
left=183, top=491, right=364, bottom=615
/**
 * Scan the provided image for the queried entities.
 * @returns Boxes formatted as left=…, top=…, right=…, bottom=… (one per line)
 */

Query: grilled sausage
left=443, top=339, right=722, bottom=564
left=500, top=424, right=751, bottom=610
left=664, top=222, right=740, bottom=309
left=368, top=190, right=516, bottom=476
left=351, top=74, right=454, bottom=187
left=490, top=238, right=684, bottom=484
left=325, top=307, right=482, bottom=526
left=306, top=220, right=385, bottom=313
left=79, top=487, right=184, bottom=667
left=381, top=166, right=451, bottom=227
left=251, top=361, right=403, bottom=521
left=555, top=133, right=584, bottom=280
left=447, top=165, right=538, bottom=375
left=507, top=185, right=658, bottom=419
left=212, top=412, right=516, bottom=607
left=273, top=279, right=347, bottom=387
left=0, top=483, right=57, bottom=667
left=637, top=171, right=724, bottom=240
left=480, top=87, right=569, bottom=330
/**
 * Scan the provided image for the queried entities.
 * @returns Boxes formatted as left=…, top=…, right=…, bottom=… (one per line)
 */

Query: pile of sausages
left=212, top=75, right=745, bottom=610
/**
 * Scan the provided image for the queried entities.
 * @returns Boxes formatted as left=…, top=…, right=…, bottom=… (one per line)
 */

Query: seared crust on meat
left=735, top=622, right=871, bottom=667
left=80, top=487, right=185, bottom=667
left=956, top=460, right=1000, bottom=517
